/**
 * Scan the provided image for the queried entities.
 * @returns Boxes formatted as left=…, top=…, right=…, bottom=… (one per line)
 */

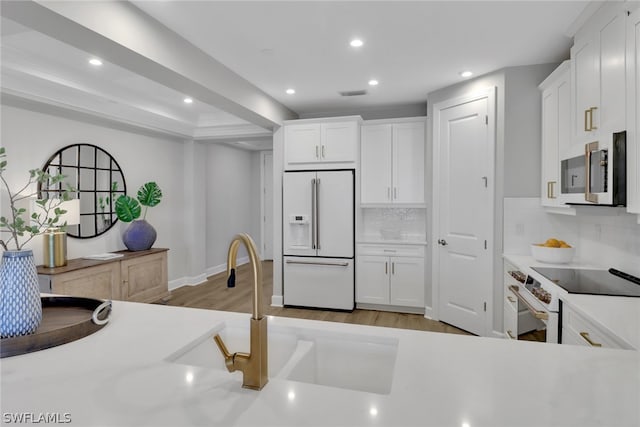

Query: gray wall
left=1, top=103, right=264, bottom=286
left=204, top=144, right=262, bottom=269
left=504, top=63, right=559, bottom=197
left=0, top=104, right=189, bottom=281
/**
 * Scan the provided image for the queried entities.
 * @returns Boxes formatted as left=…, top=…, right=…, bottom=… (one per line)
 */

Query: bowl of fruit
left=531, top=238, right=575, bottom=264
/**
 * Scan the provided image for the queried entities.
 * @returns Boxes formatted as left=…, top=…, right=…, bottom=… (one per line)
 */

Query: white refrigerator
left=283, top=170, right=354, bottom=310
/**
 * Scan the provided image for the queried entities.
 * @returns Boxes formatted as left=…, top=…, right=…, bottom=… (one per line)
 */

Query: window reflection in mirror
left=38, top=144, right=127, bottom=239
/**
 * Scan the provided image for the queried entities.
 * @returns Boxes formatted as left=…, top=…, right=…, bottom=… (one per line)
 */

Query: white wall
left=505, top=198, right=640, bottom=277
left=204, top=143, right=262, bottom=272
left=0, top=104, right=189, bottom=280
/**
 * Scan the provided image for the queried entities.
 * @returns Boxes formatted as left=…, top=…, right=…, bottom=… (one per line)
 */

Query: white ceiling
left=132, top=0, right=590, bottom=116
left=1, top=1, right=591, bottom=147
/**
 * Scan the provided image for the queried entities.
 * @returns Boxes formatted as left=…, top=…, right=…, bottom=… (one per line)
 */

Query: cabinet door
left=392, top=122, right=425, bottom=204
left=389, top=256, right=424, bottom=307
left=541, top=68, right=570, bottom=206
left=503, top=291, right=518, bottom=340
left=571, top=36, right=599, bottom=146
left=361, top=124, right=393, bottom=204
left=285, top=124, right=321, bottom=166
left=320, top=121, right=357, bottom=163
left=121, top=252, right=168, bottom=303
left=541, top=87, right=559, bottom=206
left=627, top=7, right=640, bottom=215
left=50, top=263, right=121, bottom=300
left=355, top=255, right=389, bottom=304
left=599, top=12, right=626, bottom=134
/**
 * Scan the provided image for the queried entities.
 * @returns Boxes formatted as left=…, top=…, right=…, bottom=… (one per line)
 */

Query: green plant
left=0, top=147, right=74, bottom=251
left=98, top=182, right=119, bottom=219
left=115, top=181, right=162, bottom=223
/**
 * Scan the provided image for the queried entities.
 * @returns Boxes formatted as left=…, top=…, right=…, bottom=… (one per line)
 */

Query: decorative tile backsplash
left=504, top=198, right=640, bottom=276
left=361, top=208, right=426, bottom=241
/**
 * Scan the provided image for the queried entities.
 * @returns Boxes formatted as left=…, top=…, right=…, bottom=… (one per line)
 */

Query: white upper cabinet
left=570, top=6, right=626, bottom=157
left=361, top=119, right=425, bottom=205
left=627, top=6, right=640, bottom=216
left=284, top=117, right=359, bottom=170
left=539, top=61, right=571, bottom=207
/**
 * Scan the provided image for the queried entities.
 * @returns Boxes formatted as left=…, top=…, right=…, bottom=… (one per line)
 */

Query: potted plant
left=115, top=181, right=162, bottom=251
left=0, top=147, right=74, bottom=338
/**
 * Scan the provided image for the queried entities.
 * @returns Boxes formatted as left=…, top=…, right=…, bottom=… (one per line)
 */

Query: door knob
left=438, top=239, right=448, bottom=246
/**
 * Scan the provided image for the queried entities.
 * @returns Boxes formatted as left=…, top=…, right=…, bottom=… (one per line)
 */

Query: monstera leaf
left=137, top=181, right=162, bottom=207
left=115, top=195, right=141, bottom=223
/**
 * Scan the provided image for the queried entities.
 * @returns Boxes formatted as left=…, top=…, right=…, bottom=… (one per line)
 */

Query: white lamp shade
left=31, top=198, right=81, bottom=227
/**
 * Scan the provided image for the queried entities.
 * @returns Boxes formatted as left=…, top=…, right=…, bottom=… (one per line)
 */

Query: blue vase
left=122, top=220, right=157, bottom=251
left=0, top=250, right=42, bottom=338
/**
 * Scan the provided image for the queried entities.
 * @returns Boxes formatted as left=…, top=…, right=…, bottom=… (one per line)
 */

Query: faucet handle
left=213, top=334, right=235, bottom=372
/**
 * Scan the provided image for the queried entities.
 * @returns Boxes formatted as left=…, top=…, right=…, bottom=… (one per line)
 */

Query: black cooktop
left=531, top=267, right=640, bottom=298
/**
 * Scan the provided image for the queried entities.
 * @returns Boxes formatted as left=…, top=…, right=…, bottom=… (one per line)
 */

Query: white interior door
left=262, top=152, right=273, bottom=260
left=434, top=91, right=494, bottom=336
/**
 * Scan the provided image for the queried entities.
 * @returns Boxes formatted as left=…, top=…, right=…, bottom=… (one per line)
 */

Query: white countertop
left=2, top=300, right=639, bottom=426
left=504, top=254, right=640, bottom=349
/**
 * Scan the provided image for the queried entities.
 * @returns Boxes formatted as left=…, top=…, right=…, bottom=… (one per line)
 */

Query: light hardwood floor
left=167, top=261, right=471, bottom=336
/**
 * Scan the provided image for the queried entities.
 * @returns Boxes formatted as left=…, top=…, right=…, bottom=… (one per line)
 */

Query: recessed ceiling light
left=286, top=88, right=296, bottom=95
left=368, top=79, right=379, bottom=86
left=183, top=97, right=193, bottom=104
left=350, top=39, right=364, bottom=48
left=88, top=58, right=102, bottom=66
left=460, top=70, right=473, bottom=78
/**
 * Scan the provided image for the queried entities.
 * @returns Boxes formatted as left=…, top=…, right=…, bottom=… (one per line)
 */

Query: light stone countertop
left=504, top=254, right=640, bottom=349
left=1, top=299, right=639, bottom=426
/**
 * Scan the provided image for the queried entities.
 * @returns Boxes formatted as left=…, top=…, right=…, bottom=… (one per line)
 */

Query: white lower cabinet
left=503, top=289, right=518, bottom=340
left=561, top=302, right=630, bottom=349
left=356, top=244, right=425, bottom=309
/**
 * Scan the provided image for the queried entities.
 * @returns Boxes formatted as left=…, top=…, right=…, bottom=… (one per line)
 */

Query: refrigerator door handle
left=286, top=260, right=349, bottom=267
left=311, top=178, right=316, bottom=249
left=316, top=178, right=321, bottom=251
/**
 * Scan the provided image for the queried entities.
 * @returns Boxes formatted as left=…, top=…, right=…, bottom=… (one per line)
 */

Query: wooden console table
left=37, top=248, right=170, bottom=303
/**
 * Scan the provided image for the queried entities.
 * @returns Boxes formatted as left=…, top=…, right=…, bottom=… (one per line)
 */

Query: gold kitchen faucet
left=213, top=233, right=268, bottom=390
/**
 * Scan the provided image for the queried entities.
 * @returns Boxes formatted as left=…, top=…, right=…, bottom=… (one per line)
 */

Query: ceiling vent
left=339, top=89, right=367, bottom=97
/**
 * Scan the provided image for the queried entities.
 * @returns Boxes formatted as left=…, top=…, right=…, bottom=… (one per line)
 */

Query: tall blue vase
left=122, top=220, right=157, bottom=251
left=0, top=249, right=42, bottom=338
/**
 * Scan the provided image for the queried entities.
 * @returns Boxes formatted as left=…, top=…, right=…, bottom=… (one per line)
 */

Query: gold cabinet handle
left=508, top=285, right=549, bottom=320
left=547, top=181, right=557, bottom=199
left=584, top=109, right=590, bottom=132
left=506, top=330, right=515, bottom=339
left=579, top=332, right=602, bottom=347
left=589, top=107, right=597, bottom=130
left=507, top=296, right=516, bottom=303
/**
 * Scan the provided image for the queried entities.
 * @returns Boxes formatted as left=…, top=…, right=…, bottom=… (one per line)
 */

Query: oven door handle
left=508, top=285, right=549, bottom=320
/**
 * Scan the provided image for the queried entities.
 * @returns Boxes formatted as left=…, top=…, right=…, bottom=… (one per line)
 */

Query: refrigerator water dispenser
left=288, top=214, right=310, bottom=248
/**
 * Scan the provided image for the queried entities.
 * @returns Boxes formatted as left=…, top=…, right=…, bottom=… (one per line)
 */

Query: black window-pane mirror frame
left=38, top=143, right=127, bottom=239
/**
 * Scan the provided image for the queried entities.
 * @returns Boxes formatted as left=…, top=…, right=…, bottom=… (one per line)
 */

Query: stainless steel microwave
left=560, top=131, right=626, bottom=206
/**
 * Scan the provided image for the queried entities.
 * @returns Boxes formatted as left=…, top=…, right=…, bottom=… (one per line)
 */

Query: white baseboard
left=356, top=303, right=424, bottom=315
left=271, top=295, right=283, bottom=307
left=205, top=256, right=249, bottom=277
left=168, top=273, right=207, bottom=291
left=169, top=257, right=250, bottom=291
left=423, top=305, right=434, bottom=320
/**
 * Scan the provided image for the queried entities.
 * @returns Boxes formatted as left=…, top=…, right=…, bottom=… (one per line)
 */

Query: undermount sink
left=165, top=321, right=399, bottom=395
left=165, top=323, right=299, bottom=376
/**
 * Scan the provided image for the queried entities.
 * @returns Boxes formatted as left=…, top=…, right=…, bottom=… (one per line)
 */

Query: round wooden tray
left=1, top=296, right=112, bottom=358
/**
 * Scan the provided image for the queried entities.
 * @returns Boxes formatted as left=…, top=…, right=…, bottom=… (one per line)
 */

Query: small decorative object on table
left=115, top=182, right=162, bottom=251
left=0, top=148, right=74, bottom=337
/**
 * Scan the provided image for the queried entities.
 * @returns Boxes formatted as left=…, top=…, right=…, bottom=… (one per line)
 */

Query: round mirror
left=38, top=144, right=127, bottom=239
